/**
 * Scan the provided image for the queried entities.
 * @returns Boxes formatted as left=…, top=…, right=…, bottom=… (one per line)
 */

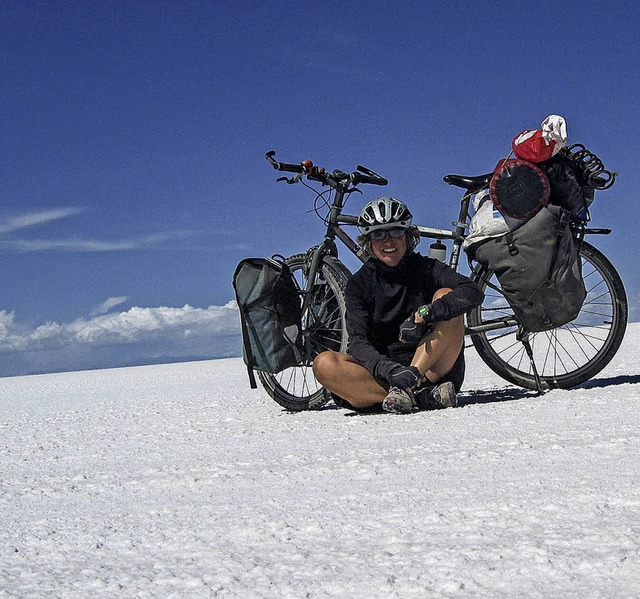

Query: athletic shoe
left=382, top=386, right=415, bottom=414
left=414, top=381, right=457, bottom=410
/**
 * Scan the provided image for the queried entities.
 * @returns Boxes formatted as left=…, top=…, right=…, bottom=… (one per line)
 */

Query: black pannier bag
left=233, top=257, right=303, bottom=387
left=471, top=205, right=586, bottom=333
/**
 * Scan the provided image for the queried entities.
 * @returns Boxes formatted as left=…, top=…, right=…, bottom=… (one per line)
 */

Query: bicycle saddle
left=443, top=173, right=493, bottom=191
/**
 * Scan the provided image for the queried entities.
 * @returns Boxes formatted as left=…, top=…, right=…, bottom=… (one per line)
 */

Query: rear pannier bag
left=471, top=205, right=586, bottom=333
left=233, top=257, right=303, bottom=386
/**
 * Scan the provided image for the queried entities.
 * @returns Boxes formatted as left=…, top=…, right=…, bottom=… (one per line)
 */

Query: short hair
left=356, top=226, right=421, bottom=258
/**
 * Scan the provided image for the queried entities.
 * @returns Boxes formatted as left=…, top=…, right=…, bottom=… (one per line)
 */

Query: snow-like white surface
left=2, top=326, right=640, bottom=598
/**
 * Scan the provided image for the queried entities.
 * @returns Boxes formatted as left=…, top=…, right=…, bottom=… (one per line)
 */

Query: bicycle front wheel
left=257, top=254, right=349, bottom=411
left=467, top=241, right=628, bottom=390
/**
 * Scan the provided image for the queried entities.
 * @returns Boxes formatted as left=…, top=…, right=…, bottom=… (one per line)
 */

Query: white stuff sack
left=463, top=189, right=509, bottom=249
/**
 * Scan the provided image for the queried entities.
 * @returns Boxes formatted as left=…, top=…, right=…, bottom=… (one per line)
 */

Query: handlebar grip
left=354, top=172, right=388, bottom=186
left=273, top=161, right=305, bottom=174
left=355, top=165, right=388, bottom=185
left=265, top=150, right=305, bottom=173
left=281, top=164, right=305, bottom=173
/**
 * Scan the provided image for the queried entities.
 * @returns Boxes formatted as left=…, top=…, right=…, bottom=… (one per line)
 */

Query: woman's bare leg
left=410, top=288, right=465, bottom=384
left=313, top=351, right=387, bottom=408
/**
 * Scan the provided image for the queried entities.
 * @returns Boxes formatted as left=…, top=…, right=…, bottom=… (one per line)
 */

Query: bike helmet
left=357, top=197, right=413, bottom=235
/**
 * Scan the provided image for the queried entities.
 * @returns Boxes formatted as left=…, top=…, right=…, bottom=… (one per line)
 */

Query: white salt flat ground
left=2, top=326, right=639, bottom=598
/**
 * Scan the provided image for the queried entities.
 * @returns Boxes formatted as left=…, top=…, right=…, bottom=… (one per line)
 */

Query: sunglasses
left=368, top=227, right=406, bottom=241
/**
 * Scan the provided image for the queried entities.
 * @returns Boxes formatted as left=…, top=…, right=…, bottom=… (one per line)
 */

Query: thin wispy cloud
left=0, top=208, right=83, bottom=235
left=91, top=296, right=130, bottom=316
left=0, top=230, right=200, bottom=253
left=0, top=208, right=204, bottom=253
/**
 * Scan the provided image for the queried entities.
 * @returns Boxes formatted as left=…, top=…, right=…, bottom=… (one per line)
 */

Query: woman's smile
left=371, top=234, right=407, bottom=267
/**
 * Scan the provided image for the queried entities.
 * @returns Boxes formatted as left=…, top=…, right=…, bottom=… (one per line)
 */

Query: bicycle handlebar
left=265, top=150, right=388, bottom=187
left=352, top=168, right=389, bottom=186
left=265, top=150, right=305, bottom=174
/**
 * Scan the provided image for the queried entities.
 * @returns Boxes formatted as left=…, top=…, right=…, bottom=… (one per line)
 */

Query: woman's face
left=370, top=229, right=407, bottom=267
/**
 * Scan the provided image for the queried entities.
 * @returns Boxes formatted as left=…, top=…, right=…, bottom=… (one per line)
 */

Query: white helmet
left=358, top=197, right=413, bottom=235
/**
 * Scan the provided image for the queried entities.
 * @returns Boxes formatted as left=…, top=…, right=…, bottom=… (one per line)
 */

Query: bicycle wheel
left=468, top=241, right=628, bottom=390
left=257, top=254, right=349, bottom=410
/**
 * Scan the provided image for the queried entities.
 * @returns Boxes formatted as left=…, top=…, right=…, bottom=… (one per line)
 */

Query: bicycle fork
left=299, top=239, right=340, bottom=316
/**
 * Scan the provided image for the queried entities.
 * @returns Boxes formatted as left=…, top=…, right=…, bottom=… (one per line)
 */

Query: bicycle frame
left=302, top=182, right=500, bottom=334
left=306, top=178, right=615, bottom=342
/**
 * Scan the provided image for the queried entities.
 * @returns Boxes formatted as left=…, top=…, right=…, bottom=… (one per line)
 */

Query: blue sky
left=2, top=0, right=639, bottom=376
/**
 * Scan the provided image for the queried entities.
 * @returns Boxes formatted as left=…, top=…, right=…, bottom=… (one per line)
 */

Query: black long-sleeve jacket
left=344, top=251, right=484, bottom=376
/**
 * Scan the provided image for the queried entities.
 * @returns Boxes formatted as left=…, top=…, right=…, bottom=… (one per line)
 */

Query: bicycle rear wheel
left=468, top=241, right=627, bottom=390
left=257, top=254, right=349, bottom=410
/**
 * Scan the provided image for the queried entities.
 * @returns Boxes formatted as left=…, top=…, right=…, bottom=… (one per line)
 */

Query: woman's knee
left=312, top=350, right=341, bottom=380
left=432, top=287, right=453, bottom=302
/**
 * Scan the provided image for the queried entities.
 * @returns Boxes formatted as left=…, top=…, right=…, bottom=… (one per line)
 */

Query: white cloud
left=0, top=208, right=204, bottom=253
left=91, top=296, right=130, bottom=316
left=0, top=310, right=17, bottom=338
left=0, top=302, right=243, bottom=377
left=0, top=208, right=83, bottom=235
left=0, top=230, right=199, bottom=252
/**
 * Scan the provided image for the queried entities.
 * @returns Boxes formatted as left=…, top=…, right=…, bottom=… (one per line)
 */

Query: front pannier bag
left=233, top=257, right=303, bottom=387
left=471, top=205, right=586, bottom=333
